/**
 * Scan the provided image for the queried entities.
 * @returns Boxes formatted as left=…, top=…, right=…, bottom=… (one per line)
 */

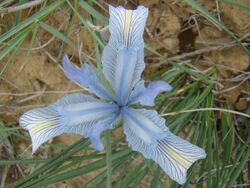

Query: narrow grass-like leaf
left=14, top=0, right=28, bottom=26
left=0, top=28, right=30, bottom=75
left=0, top=0, right=14, bottom=7
left=86, top=170, right=107, bottom=187
left=0, top=156, right=94, bottom=165
left=0, top=127, right=20, bottom=132
left=13, top=138, right=89, bottom=187
left=3, top=15, right=12, bottom=30
left=56, top=8, right=75, bottom=63
left=114, top=163, right=145, bottom=188
left=20, top=23, right=39, bottom=69
left=219, top=0, right=250, bottom=11
left=213, top=121, right=220, bottom=188
left=130, top=168, right=149, bottom=187
left=184, top=0, right=250, bottom=56
left=39, top=22, right=75, bottom=48
left=226, top=145, right=250, bottom=187
left=78, top=0, right=108, bottom=24
left=0, top=1, right=64, bottom=44
left=26, top=149, right=132, bottom=188
left=169, top=84, right=214, bottom=132
left=105, top=130, right=112, bottom=188
left=221, top=109, right=234, bottom=165
left=86, top=153, right=135, bottom=187
left=66, top=0, right=104, bottom=48
left=150, top=167, right=161, bottom=188
left=0, top=26, right=31, bottom=61
left=145, top=43, right=162, bottom=56
left=169, top=62, right=215, bottom=82
left=205, top=94, right=213, bottom=188
left=24, top=152, right=105, bottom=188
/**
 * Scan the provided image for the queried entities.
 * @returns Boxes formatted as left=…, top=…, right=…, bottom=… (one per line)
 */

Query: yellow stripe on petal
left=123, top=10, right=133, bottom=47
left=30, top=120, right=59, bottom=136
left=108, top=5, right=148, bottom=48
left=165, top=147, right=192, bottom=169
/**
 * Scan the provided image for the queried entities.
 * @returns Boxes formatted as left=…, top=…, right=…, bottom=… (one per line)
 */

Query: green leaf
left=185, top=0, right=250, bottom=56
left=105, top=130, right=112, bottom=188
left=219, top=0, right=250, bottom=11
left=0, top=26, right=31, bottom=61
left=39, top=22, right=75, bottom=48
left=78, top=0, right=108, bottom=24
left=0, top=1, right=64, bottom=44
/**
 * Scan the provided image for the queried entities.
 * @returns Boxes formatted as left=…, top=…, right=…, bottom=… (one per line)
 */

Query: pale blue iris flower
left=19, top=5, right=206, bottom=184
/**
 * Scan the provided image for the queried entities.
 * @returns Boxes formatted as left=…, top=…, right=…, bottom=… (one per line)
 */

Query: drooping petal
left=102, top=6, right=148, bottom=105
left=128, top=80, right=172, bottom=106
left=62, top=54, right=113, bottom=101
left=19, top=93, right=119, bottom=153
left=121, top=107, right=206, bottom=184
left=87, top=114, right=120, bottom=151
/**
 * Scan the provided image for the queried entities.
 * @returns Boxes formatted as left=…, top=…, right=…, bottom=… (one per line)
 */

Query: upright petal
left=62, top=54, right=113, bottom=101
left=128, top=80, right=172, bottom=106
left=121, top=107, right=206, bottom=184
left=102, top=6, right=148, bottom=105
left=19, top=93, right=119, bottom=153
left=108, top=5, right=148, bottom=49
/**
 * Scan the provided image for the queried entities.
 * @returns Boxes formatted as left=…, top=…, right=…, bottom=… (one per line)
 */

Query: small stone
left=221, top=0, right=250, bottom=35
left=222, top=82, right=243, bottom=105
left=235, top=98, right=248, bottom=111
left=163, top=37, right=180, bottom=54
left=218, top=48, right=249, bottom=75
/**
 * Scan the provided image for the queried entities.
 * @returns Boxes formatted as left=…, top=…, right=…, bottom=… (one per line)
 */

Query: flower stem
left=105, top=130, right=112, bottom=188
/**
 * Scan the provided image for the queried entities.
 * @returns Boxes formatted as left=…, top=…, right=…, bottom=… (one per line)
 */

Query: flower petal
left=102, top=6, right=148, bottom=105
left=87, top=114, right=119, bottom=151
left=128, top=80, right=172, bottom=106
left=62, top=54, right=112, bottom=100
left=108, top=5, right=148, bottom=48
left=19, top=93, right=119, bottom=153
left=121, top=107, right=206, bottom=184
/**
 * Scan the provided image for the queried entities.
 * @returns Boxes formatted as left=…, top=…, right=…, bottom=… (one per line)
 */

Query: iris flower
left=19, top=5, right=206, bottom=184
